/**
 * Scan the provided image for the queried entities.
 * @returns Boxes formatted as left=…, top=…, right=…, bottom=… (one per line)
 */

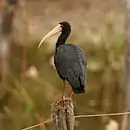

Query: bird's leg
left=65, top=81, right=73, bottom=99
left=61, top=81, right=66, bottom=100
left=51, top=81, right=67, bottom=106
left=69, top=91, right=73, bottom=99
left=67, top=88, right=73, bottom=100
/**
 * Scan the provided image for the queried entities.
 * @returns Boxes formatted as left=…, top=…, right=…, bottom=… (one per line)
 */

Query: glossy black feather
left=54, top=44, right=86, bottom=93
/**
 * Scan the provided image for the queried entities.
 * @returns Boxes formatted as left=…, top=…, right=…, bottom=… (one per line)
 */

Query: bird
left=38, top=21, right=87, bottom=99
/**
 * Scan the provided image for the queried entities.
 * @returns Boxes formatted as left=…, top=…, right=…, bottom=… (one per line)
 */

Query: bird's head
left=59, top=21, right=71, bottom=34
left=38, top=21, right=71, bottom=48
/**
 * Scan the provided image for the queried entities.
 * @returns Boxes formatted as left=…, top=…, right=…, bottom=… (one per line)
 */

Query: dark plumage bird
left=38, top=21, right=87, bottom=97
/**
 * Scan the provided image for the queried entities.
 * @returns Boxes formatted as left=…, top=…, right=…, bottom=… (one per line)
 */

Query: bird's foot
left=61, top=95, right=66, bottom=100
left=50, top=96, right=65, bottom=106
left=51, top=96, right=72, bottom=106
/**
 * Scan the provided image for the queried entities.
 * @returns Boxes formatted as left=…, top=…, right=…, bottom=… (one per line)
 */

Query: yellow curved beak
left=38, top=24, right=62, bottom=48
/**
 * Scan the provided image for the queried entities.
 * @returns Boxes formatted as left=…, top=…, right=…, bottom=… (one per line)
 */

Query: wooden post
left=51, top=98, right=75, bottom=130
left=121, top=0, right=130, bottom=129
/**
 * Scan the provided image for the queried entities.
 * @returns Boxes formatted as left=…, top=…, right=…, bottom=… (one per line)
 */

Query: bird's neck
left=56, top=32, right=70, bottom=48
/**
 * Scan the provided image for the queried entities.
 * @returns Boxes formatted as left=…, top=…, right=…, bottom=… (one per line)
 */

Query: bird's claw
left=51, top=96, right=71, bottom=106
left=61, top=95, right=66, bottom=100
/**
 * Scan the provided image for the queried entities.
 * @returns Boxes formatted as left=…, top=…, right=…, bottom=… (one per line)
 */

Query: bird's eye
left=60, top=25, right=63, bottom=28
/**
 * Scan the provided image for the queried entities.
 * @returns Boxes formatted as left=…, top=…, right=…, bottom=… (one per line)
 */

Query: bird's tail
left=73, top=85, right=85, bottom=94
left=67, top=77, right=85, bottom=94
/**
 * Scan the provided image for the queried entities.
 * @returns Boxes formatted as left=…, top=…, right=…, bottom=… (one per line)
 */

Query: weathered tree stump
left=51, top=98, right=75, bottom=130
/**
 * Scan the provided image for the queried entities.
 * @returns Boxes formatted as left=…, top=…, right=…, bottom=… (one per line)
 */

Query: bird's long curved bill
left=38, top=24, right=62, bottom=48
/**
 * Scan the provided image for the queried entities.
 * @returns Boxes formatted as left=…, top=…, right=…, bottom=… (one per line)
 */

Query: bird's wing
left=76, top=47, right=87, bottom=86
left=65, top=54, right=86, bottom=93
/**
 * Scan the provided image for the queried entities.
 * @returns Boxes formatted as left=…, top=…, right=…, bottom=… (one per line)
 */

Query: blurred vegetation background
left=0, top=0, right=125, bottom=130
